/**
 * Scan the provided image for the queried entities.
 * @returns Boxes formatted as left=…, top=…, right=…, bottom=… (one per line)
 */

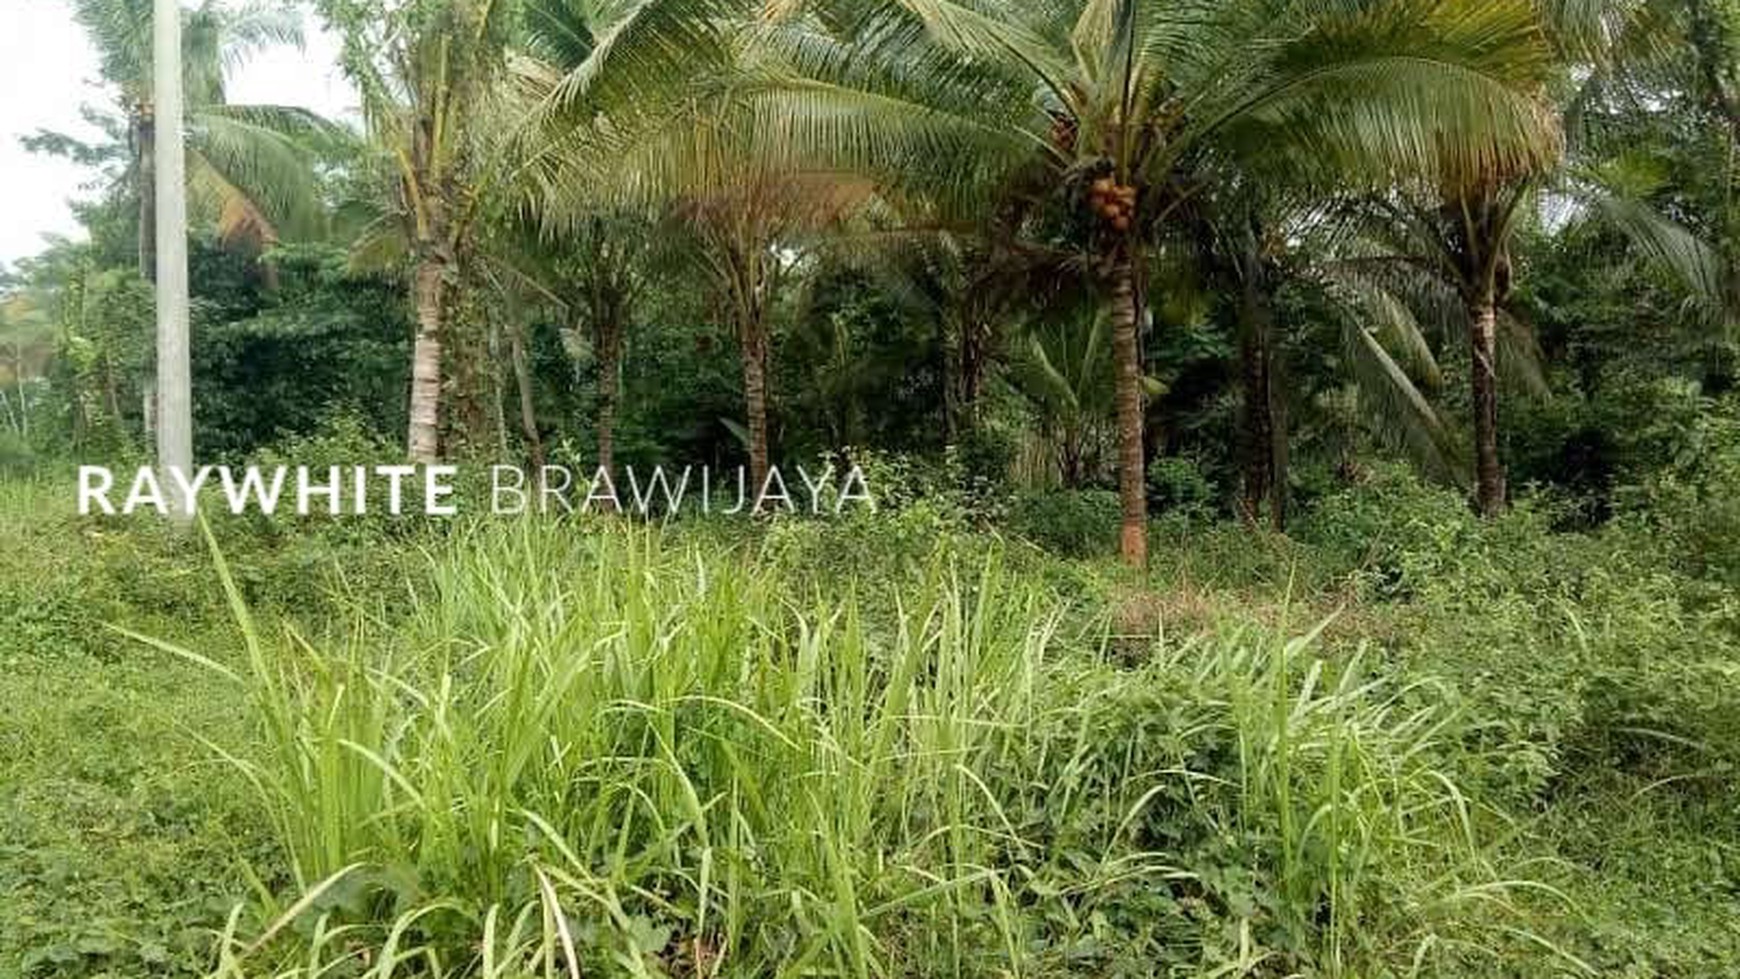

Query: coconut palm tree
left=53, top=0, right=332, bottom=279
left=331, top=0, right=747, bottom=462
left=518, top=1, right=881, bottom=497
left=1199, top=197, right=1292, bottom=527
left=669, top=170, right=872, bottom=496
left=1308, top=1, right=1669, bottom=516
left=782, top=0, right=1560, bottom=563
left=480, top=211, right=654, bottom=483
left=503, top=0, right=691, bottom=484
left=824, top=183, right=1078, bottom=443
left=313, top=0, right=523, bottom=462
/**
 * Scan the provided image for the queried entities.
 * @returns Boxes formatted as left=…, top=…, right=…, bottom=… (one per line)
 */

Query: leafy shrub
left=243, top=413, right=401, bottom=535
left=1617, top=396, right=1740, bottom=587
left=950, top=424, right=1017, bottom=515
left=1290, top=464, right=1475, bottom=593
left=1294, top=463, right=1740, bottom=808
left=1006, top=489, right=1119, bottom=556
left=840, top=445, right=967, bottom=515
left=1146, top=454, right=1217, bottom=517
left=0, top=430, right=36, bottom=475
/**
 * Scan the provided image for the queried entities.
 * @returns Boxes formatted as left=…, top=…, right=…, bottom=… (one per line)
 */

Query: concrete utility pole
left=153, top=0, right=193, bottom=521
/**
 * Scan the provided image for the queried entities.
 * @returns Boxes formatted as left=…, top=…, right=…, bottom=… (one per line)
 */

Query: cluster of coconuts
left=1049, top=115, right=1078, bottom=153
left=1089, top=177, right=1137, bottom=232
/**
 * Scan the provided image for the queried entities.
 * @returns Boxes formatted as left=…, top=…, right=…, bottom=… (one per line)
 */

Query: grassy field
left=2, top=471, right=1737, bottom=978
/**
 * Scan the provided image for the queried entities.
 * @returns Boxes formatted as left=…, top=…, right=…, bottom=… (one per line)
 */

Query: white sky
left=0, top=0, right=356, bottom=269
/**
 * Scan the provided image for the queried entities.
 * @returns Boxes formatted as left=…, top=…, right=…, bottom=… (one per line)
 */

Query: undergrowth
left=1, top=464, right=1736, bottom=977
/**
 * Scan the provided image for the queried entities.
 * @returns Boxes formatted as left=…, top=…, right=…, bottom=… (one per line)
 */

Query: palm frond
left=1585, top=191, right=1730, bottom=323
left=190, top=106, right=331, bottom=241
left=1341, top=314, right=1468, bottom=484
left=543, top=0, right=738, bottom=121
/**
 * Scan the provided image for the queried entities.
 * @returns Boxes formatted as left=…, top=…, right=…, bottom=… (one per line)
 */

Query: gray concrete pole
left=153, top=0, right=193, bottom=521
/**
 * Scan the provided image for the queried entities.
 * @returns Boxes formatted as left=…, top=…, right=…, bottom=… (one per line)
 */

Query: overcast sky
left=0, top=0, right=355, bottom=269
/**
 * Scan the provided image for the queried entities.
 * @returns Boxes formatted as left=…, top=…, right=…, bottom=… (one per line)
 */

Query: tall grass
left=162, top=520, right=1572, bottom=977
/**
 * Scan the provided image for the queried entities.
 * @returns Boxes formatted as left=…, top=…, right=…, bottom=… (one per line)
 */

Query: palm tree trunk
left=1109, top=245, right=1148, bottom=566
left=137, top=115, right=157, bottom=443
left=1270, top=380, right=1290, bottom=529
left=959, top=315, right=987, bottom=431
left=1237, top=270, right=1280, bottom=529
left=407, top=259, right=445, bottom=463
left=13, top=346, right=29, bottom=442
left=740, top=313, right=771, bottom=504
left=595, top=316, right=623, bottom=484
left=508, top=319, right=543, bottom=470
left=941, top=315, right=961, bottom=442
left=1469, top=290, right=1505, bottom=516
left=136, top=116, right=156, bottom=281
left=941, top=311, right=988, bottom=440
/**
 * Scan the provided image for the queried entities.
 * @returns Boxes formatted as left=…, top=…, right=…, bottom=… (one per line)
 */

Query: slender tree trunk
left=137, top=116, right=158, bottom=444
left=487, top=313, right=509, bottom=457
left=1469, top=290, right=1505, bottom=516
left=1060, top=427, right=1084, bottom=489
left=741, top=319, right=769, bottom=504
left=1270, top=373, right=1290, bottom=529
left=142, top=382, right=156, bottom=441
left=941, top=309, right=989, bottom=440
left=13, top=348, right=29, bottom=441
left=716, top=236, right=773, bottom=506
left=407, top=259, right=445, bottom=464
left=958, top=315, right=986, bottom=430
left=740, top=313, right=771, bottom=504
left=508, top=319, right=543, bottom=470
left=941, top=315, right=960, bottom=442
left=137, top=116, right=157, bottom=281
left=1109, top=245, right=1148, bottom=566
left=595, top=316, right=623, bottom=483
left=1237, top=271, right=1280, bottom=529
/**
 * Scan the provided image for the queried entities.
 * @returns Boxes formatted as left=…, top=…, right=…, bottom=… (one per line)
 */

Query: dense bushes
left=1291, top=463, right=1740, bottom=803
left=1005, top=489, right=1120, bottom=556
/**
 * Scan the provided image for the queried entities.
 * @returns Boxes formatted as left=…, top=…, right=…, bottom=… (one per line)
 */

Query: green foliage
left=1297, top=463, right=1740, bottom=810
left=0, top=478, right=281, bottom=979
left=7, top=1, right=1740, bottom=976
left=194, top=244, right=410, bottom=458
left=0, top=431, right=36, bottom=475
left=159, top=522, right=1562, bottom=978
left=1617, top=395, right=1740, bottom=586
left=0, top=652, right=258, bottom=979
left=3, top=458, right=1739, bottom=976
left=1006, top=489, right=1119, bottom=557
left=1147, top=454, right=1219, bottom=518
